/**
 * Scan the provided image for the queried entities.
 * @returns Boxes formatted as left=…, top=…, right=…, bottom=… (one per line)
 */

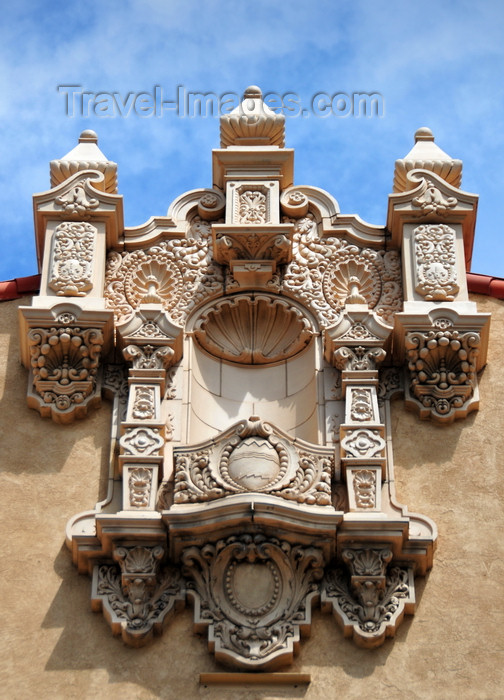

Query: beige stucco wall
left=1, top=294, right=502, bottom=700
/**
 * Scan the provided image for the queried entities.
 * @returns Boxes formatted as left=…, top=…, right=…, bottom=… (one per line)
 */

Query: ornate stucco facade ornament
left=19, top=88, right=490, bottom=670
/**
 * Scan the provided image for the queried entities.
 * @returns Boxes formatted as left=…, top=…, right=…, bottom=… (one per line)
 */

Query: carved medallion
left=182, top=534, right=324, bottom=669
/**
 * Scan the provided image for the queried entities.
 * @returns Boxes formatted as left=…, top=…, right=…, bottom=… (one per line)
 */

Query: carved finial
left=243, top=85, right=262, bottom=99
left=50, top=129, right=118, bottom=193
left=220, top=85, right=285, bottom=148
left=78, top=129, right=99, bottom=144
left=414, top=127, right=434, bottom=142
left=393, top=126, right=462, bottom=193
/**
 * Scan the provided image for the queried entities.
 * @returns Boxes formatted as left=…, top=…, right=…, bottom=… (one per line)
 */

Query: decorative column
left=116, top=306, right=183, bottom=512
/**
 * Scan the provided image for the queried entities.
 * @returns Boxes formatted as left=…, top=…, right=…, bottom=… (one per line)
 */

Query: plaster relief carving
left=414, top=224, right=460, bottom=301
left=105, top=232, right=224, bottom=325
left=412, top=181, right=457, bottom=216
left=132, top=387, right=156, bottom=420
left=237, top=188, right=268, bottom=224
left=193, top=295, right=313, bottom=365
left=120, top=427, right=164, bottom=456
left=55, top=183, right=99, bottom=216
left=377, top=368, right=403, bottom=405
left=170, top=417, right=334, bottom=506
left=341, top=429, right=385, bottom=459
left=91, top=546, right=185, bottom=646
left=280, top=189, right=309, bottom=218
left=283, top=215, right=402, bottom=327
left=333, top=346, right=386, bottom=372
left=212, top=227, right=292, bottom=269
left=197, top=191, right=226, bottom=221
left=405, top=329, right=480, bottom=422
left=350, top=389, right=374, bottom=422
left=49, top=221, right=96, bottom=296
left=27, top=326, right=103, bottom=422
left=128, top=467, right=155, bottom=508
left=352, top=469, right=377, bottom=509
left=322, top=547, right=415, bottom=648
left=123, top=344, right=175, bottom=370
left=181, top=534, right=324, bottom=669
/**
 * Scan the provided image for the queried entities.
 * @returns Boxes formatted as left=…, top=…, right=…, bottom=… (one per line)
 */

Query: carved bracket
left=182, top=534, right=324, bottom=669
left=405, top=327, right=480, bottom=422
left=322, top=547, right=415, bottom=648
left=91, top=545, right=185, bottom=646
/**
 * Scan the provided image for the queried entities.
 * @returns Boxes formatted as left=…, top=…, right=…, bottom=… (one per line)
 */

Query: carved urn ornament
left=19, top=90, right=489, bottom=669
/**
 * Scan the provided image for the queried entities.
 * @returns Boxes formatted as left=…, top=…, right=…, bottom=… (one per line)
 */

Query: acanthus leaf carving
left=55, top=183, right=99, bottom=216
left=91, top=545, right=185, bottom=646
left=181, top=534, right=324, bottom=669
left=412, top=181, right=458, bottom=216
left=48, top=221, right=97, bottom=297
left=123, top=344, right=175, bottom=370
left=322, top=547, right=414, bottom=648
left=238, top=189, right=268, bottom=224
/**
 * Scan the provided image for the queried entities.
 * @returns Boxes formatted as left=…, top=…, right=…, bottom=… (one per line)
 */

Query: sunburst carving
left=323, top=260, right=381, bottom=307
left=125, top=260, right=183, bottom=308
left=193, top=295, right=313, bottom=364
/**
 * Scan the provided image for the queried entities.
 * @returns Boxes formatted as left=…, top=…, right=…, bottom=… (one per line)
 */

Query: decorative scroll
left=412, top=182, right=457, bottom=216
left=55, top=183, right=99, bottom=216
left=123, top=344, right=175, bottom=370
left=169, top=417, right=334, bottom=506
left=105, top=225, right=224, bottom=324
left=49, top=221, right=96, bottom=296
left=182, top=534, right=324, bottom=669
left=283, top=215, right=402, bottom=328
left=333, top=346, right=386, bottom=371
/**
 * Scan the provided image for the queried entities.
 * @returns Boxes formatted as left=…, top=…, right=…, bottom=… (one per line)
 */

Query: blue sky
left=1, top=0, right=503, bottom=280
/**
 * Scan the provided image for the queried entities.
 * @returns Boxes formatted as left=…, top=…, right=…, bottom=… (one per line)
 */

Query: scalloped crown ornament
left=19, top=87, right=490, bottom=670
